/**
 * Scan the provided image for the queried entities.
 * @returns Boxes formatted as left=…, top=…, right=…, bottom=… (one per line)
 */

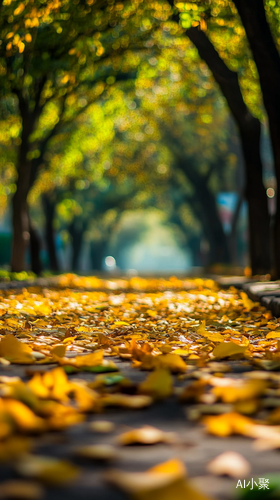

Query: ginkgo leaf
left=51, top=345, right=66, bottom=357
left=16, top=455, right=79, bottom=485
left=240, top=292, right=256, bottom=311
left=74, top=444, right=118, bottom=461
left=212, top=379, right=267, bottom=403
left=89, top=420, right=115, bottom=433
left=266, top=331, right=280, bottom=339
left=116, top=426, right=176, bottom=446
left=0, top=335, right=34, bottom=363
left=105, top=459, right=186, bottom=494
left=106, top=459, right=213, bottom=500
left=157, top=354, right=187, bottom=373
left=203, top=412, right=254, bottom=437
left=59, top=350, right=104, bottom=367
left=207, top=451, right=251, bottom=478
left=138, top=368, right=173, bottom=400
left=101, top=393, right=152, bottom=409
left=212, top=342, right=248, bottom=359
left=4, top=399, right=45, bottom=433
left=70, top=382, right=97, bottom=412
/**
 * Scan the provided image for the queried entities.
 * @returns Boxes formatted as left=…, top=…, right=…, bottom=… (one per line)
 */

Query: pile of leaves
left=0, top=275, right=280, bottom=499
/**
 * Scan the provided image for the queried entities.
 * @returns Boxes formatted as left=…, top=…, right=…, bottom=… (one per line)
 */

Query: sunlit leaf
left=117, top=425, right=176, bottom=446
left=138, top=368, right=173, bottom=400
left=212, top=342, right=248, bottom=359
left=0, top=335, right=34, bottom=363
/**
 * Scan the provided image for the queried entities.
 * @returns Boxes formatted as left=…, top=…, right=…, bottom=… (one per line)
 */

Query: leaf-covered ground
left=0, top=275, right=280, bottom=500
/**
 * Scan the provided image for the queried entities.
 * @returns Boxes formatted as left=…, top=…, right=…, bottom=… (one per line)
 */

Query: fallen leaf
left=106, top=458, right=213, bottom=500
left=51, top=345, right=66, bottom=357
left=0, top=335, right=34, bottom=364
left=203, top=412, right=254, bottom=437
left=74, top=444, right=118, bottom=461
left=138, top=368, right=172, bottom=400
left=117, top=426, right=176, bottom=446
left=207, top=451, right=251, bottom=478
left=15, top=455, right=79, bottom=485
left=89, top=420, right=115, bottom=433
left=212, top=342, right=248, bottom=359
left=101, top=393, right=152, bottom=409
left=212, top=379, right=267, bottom=403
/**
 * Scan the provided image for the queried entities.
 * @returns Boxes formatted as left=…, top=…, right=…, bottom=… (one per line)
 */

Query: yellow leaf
left=212, top=342, right=248, bottom=359
left=51, top=345, right=66, bottom=357
left=197, top=320, right=206, bottom=334
left=59, top=350, right=103, bottom=367
left=28, top=373, right=50, bottom=399
left=74, top=444, right=118, bottom=461
left=240, top=292, right=255, bottom=311
left=106, top=459, right=213, bottom=500
left=117, top=425, right=176, bottom=446
left=0, top=335, right=34, bottom=363
left=172, top=348, right=189, bottom=356
left=101, top=393, right=152, bottom=409
left=45, top=367, right=71, bottom=402
left=71, top=382, right=97, bottom=412
left=203, top=412, right=254, bottom=437
left=106, top=459, right=186, bottom=493
left=205, top=332, right=225, bottom=342
left=16, top=455, right=79, bottom=485
left=89, top=420, right=115, bottom=433
left=157, top=353, right=187, bottom=373
left=212, top=379, right=267, bottom=403
left=266, top=331, right=280, bottom=339
left=138, top=368, right=172, bottom=400
left=4, top=399, right=45, bottom=433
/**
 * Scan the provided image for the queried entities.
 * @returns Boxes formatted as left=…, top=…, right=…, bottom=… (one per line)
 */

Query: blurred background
left=0, top=0, right=277, bottom=277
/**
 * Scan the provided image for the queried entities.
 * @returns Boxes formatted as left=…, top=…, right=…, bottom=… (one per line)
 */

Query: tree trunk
left=29, top=217, right=43, bottom=275
left=11, top=83, right=45, bottom=272
left=11, top=149, right=32, bottom=272
left=233, top=0, right=280, bottom=276
left=90, top=240, right=106, bottom=271
left=176, top=159, right=231, bottom=265
left=185, top=26, right=271, bottom=274
left=42, top=194, right=60, bottom=272
left=69, top=219, right=87, bottom=271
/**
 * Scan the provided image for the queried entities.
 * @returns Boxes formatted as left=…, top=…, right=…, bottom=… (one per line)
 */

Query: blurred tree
left=0, top=0, right=166, bottom=271
left=167, top=0, right=271, bottom=274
